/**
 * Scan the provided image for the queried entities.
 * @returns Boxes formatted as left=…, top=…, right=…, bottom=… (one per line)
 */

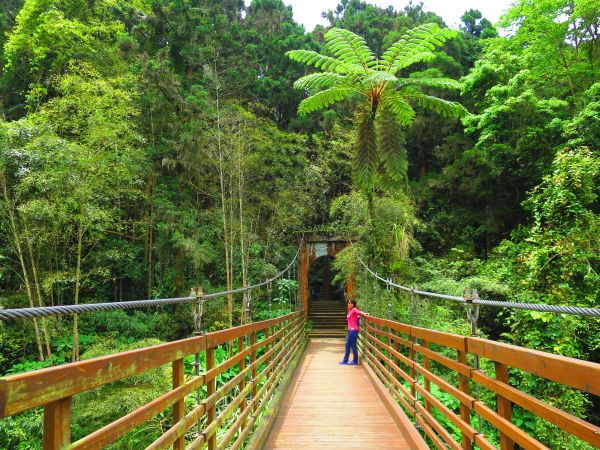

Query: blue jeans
left=343, top=330, right=359, bottom=363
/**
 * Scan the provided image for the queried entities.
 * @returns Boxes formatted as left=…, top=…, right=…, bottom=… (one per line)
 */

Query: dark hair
left=348, top=299, right=357, bottom=307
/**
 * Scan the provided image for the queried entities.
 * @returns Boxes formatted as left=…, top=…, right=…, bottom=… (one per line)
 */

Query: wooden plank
left=71, top=372, right=208, bottom=449
left=467, top=337, right=600, bottom=396
left=495, top=362, right=514, bottom=450
left=414, top=383, right=476, bottom=441
left=362, top=357, right=428, bottom=449
left=475, top=433, right=497, bottom=450
left=415, top=401, right=462, bottom=450
left=263, top=338, right=413, bottom=449
left=43, top=397, right=71, bottom=450
left=474, top=401, right=549, bottom=450
left=172, top=359, right=185, bottom=450
left=413, top=362, right=474, bottom=407
left=413, top=342, right=471, bottom=376
left=0, top=334, right=207, bottom=417
left=411, top=326, right=467, bottom=351
left=415, top=413, right=447, bottom=450
left=472, top=370, right=600, bottom=448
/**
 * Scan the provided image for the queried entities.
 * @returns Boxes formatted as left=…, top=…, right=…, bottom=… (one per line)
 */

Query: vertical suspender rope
left=268, top=281, right=273, bottom=319
left=465, top=288, right=482, bottom=434
left=191, top=287, right=205, bottom=437
left=386, top=279, right=392, bottom=320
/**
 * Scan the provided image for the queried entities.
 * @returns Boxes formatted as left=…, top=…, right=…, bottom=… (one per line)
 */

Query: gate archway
left=298, top=235, right=355, bottom=319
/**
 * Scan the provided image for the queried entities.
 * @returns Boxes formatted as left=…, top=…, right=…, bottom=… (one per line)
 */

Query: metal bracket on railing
left=190, top=286, right=204, bottom=436
left=191, top=287, right=205, bottom=336
left=464, top=288, right=480, bottom=337
left=245, top=285, right=252, bottom=323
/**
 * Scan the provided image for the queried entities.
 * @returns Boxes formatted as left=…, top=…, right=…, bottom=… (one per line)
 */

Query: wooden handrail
left=0, top=312, right=306, bottom=450
left=359, top=316, right=600, bottom=450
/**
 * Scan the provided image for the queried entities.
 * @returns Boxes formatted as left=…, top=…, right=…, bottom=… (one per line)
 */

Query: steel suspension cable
left=0, top=247, right=301, bottom=321
left=356, top=255, right=600, bottom=318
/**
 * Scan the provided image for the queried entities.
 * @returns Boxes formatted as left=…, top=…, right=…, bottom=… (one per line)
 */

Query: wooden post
left=238, top=335, right=247, bottom=431
left=423, top=339, right=431, bottom=413
left=457, top=348, right=473, bottom=450
left=172, top=358, right=185, bottom=450
left=206, top=347, right=216, bottom=450
left=43, top=397, right=72, bottom=450
left=495, top=362, right=515, bottom=450
left=251, top=328, right=257, bottom=414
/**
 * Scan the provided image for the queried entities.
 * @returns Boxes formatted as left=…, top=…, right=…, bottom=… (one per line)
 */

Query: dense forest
left=0, top=0, right=598, bottom=448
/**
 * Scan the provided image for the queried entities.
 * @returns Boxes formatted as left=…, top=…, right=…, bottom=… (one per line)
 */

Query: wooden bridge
left=1, top=312, right=599, bottom=449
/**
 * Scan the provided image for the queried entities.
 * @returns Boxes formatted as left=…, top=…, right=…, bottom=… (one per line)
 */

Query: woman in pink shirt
left=339, top=299, right=368, bottom=365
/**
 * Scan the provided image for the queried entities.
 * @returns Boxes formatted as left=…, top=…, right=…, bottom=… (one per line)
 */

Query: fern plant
left=286, top=24, right=468, bottom=195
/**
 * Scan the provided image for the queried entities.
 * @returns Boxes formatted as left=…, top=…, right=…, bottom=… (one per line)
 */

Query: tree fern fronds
left=364, top=71, right=398, bottom=85
left=395, top=77, right=462, bottom=91
left=285, top=50, right=362, bottom=77
left=381, top=23, right=457, bottom=73
left=380, top=94, right=415, bottom=125
left=407, top=94, right=469, bottom=118
left=297, top=86, right=355, bottom=115
left=378, top=112, right=408, bottom=184
left=354, top=111, right=378, bottom=191
left=293, top=72, right=350, bottom=91
left=324, top=27, right=375, bottom=71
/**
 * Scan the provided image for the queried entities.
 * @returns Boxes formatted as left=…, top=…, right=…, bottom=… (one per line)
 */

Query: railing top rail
left=357, top=255, right=600, bottom=317
left=0, top=247, right=300, bottom=322
left=0, top=312, right=301, bottom=418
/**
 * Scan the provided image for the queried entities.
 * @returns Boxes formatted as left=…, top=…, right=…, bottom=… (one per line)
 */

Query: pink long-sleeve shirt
left=347, top=307, right=365, bottom=331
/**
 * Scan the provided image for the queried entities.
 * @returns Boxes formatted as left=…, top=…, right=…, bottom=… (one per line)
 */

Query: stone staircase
left=308, top=301, right=347, bottom=338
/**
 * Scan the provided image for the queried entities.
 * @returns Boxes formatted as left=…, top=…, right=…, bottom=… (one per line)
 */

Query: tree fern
left=286, top=24, right=467, bottom=196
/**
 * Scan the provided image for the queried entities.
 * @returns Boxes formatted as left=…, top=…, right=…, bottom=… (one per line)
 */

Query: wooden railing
left=0, top=312, right=306, bottom=449
left=360, top=316, right=600, bottom=450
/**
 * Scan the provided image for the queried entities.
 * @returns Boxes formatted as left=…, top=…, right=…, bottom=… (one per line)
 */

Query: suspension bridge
left=1, top=236, right=599, bottom=450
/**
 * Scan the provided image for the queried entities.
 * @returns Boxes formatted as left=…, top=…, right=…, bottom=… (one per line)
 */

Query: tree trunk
left=73, top=210, right=84, bottom=362
left=24, top=222, right=52, bottom=359
left=2, top=176, right=45, bottom=361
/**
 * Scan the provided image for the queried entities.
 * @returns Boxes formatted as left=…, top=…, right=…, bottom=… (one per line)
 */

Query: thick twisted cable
left=0, top=247, right=301, bottom=322
left=357, top=254, right=600, bottom=317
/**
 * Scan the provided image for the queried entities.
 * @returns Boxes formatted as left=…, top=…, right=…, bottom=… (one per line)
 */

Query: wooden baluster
left=495, top=362, right=515, bottom=450
left=409, top=333, right=416, bottom=400
left=457, top=347, right=473, bottom=450
left=423, top=339, right=431, bottom=413
left=266, top=326, right=272, bottom=378
left=43, top=397, right=72, bottom=450
left=206, top=347, right=216, bottom=450
left=172, top=358, right=185, bottom=450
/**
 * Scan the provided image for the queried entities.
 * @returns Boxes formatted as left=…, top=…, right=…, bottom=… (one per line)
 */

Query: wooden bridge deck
left=263, top=338, right=425, bottom=449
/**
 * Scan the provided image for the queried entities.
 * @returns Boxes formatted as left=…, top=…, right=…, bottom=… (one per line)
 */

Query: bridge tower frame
left=298, top=234, right=355, bottom=319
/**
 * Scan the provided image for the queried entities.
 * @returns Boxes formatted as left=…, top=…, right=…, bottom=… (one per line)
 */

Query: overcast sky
left=268, top=0, right=515, bottom=31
